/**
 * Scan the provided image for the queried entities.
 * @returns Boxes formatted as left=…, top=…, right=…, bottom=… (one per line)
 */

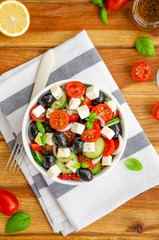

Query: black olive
left=79, top=119, right=87, bottom=124
left=53, top=131, right=68, bottom=147
left=39, top=91, right=55, bottom=108
left=110, top=123, right=122, bottom=140
left=77, top=168, right=93, bottom=182
left=43, top=120, right=54, bottom=133
left=28, top=121, right=38, bottom=141
left=92, top=91, right=105, bottom=106
left=71, top=137, right=84, bottom=153
left=43, top=152, right=55, bottom=169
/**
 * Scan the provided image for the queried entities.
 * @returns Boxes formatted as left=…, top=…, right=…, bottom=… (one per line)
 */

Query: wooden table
left=0, top=0, right=159, bottom=239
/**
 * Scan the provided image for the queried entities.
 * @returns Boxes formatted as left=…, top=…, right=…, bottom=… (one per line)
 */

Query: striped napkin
left=1, top=30, right=159, bottom=236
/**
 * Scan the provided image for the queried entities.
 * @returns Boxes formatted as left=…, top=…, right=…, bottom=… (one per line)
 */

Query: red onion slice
left=97, top=116, right=105, bottom=128
left=92, top=155, right=102, bottom=165
left=113, top=135, right=124, bottom=155
left=59, top=123, right=72, bottom=132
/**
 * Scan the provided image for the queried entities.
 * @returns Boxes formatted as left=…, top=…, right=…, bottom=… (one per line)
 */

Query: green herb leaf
left=86, top=118, right=89, bottom=121
left=73, top=162, right=81, bottom=169
left=99, top=7, right=108, bottom=25
left=84, top=84, right=92, bottom=88
left=136, top=37, right=156, bottom=57
left=124, top=158, right=143, bottom=171
left=41, top=133, right=47, bottom=146
left=82, top=163, right=89, bottom=168
left=36, top=121, right=45, bottom=134
left=86, top=121, right=93, bottom=130
left=89, top=112, right=97, bottom=120
left=80, top=99, right=85, bottom=104
left=91, top=0, right=103, bottom=5
left=5, top=212, right=31, bottom=234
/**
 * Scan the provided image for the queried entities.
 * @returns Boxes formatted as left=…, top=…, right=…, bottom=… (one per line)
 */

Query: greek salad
left=28, top=81, right=124, bottom=182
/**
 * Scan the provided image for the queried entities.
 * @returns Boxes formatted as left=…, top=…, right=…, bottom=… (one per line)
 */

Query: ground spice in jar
left=137, top=0, right=159, bottom=22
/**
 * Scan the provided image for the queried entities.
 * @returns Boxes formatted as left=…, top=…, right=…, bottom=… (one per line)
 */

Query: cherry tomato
left=80, top=122, right=101, bottom=142
left=131, top=62, right=152, bottom=82
left=106, top=0, right=128, bottom=11
left=114, top=110, right=119, bottom=118
left=152, top=102, right=159, bottom=120
left=30, top=104, right=47, bottom=123
left=88, top=105, right=94, bottom=110
left=59, top=174, right=71, bottom=180
left=114, top=139, right=119, bottom=149
left=80, top=95, right=92, bottom=107
left=49, top=110, right=69, bottom=130
left=68, top=113, right=79, bottom=122
left=103, top=138, right=115, bottom=156
left=71, top=173, right=80, bottom=181
left=63, top=130, right=76, bottom=146
left=66, top=81, right=85, bottom=98
left=30, top=143, right=42, bottom=151
left=91, top=104, right=113, bottom=123
left=0, top=190, right=19, bottom=216
left=78, top=153, right=95, bottom=168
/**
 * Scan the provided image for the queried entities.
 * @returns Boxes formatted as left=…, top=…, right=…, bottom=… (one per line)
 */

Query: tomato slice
left=114, top=110, right=119, bottom=118
left=59, top=174, right=71, bottom=180
left=152, top=102, right=159, bottom=120
left=81, top=95, right=92, bottom=106
left=49, top=110, right=69, bottom=130
left=63, top=130, right=76, bottom=146
left=71, top=173, right=80, bottom=181
left=68, top=113, right=79, bottom=122
left=131, top=62, right=152, bottom=82
left=30, top=143, right=42, bottom=151
left=103, top=138, right=115, bottom=156
left=80, top=122, right=101, bottom=142
left=78, top=153, right=95, bottom=168
left=114, top=139, right=119, bottom=150
left=30, top=104, right=47, bottom=123
left=91, top=104, right=113, bottom=123
left=66, top=81, right=85, bottom=98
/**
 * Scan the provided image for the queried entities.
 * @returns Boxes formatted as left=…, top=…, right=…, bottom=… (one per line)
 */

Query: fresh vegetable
left=71, top=173, right=80, bottom=181
left=124, top=158, right=143, bottom=171
left=39, top=91, right=54, bottom=108
left=114, top=139, right=119, bottom=149
left=80, top=95, right=92, bottom=107
left=71, top=137, right=84, bottom=153
left=28, top=122, right=38, bottom=141
left=91, top=104, right=113, bottom=123
left=30, top=104, right=47, bottom=123
left=30, top=143, right=41, bottom=151
left=59, top=174, right=71, bottom=180
left=49, top=110, right=69, bottom=130
left=92, top=91, right=105, bottom=106
left=41, top=133, right=47, bottom=146
left=78, top=153, right=94, bottom=168
left=113, top=135, right=124, bottom=155
left=89, top=161, right=101, bottom=175
left=80, top=122, right=101, bottom=142
left=36, top=121, right=45, bottom=134
left=103, top=138, right=115, bottom=156
left=105, top=117, right=120, bottom=127
left=5, top=212, right=31, bottom=234
left=110, top=123, right=122, bottom=139
left=99, top=7, right=108, bottom=24
left=0, top=190, right=19, bottom=216
left=136, top=37, right=156, bottom=57
left=77, top=168, right=93, bottom=181
left=86, top=112, right=97, bottom=130
left=56, top=152, right=78, bottom=174
left=113, top=110, right=119, bottom=118
left=53, top=131, right=68, bottom=147
left=152, top=102, right=159, bottom=120
left=66, top=81, right=85, bottom=98
left=43, top=120, right=54, bottom=133
left=83, top=137, right=105, bottom=159
left=63, top=130, right=76, bottom=146
left=106, top=0, right=128, bottom=11
left=68, top=113, right=79, bottom=122
left=131, top=62, right=152, bottom=82
left=43, top=152, right=55, bottom=169
left=51, top=90, right=67, bottom=110
left=31, top=149, right=43, bottom=166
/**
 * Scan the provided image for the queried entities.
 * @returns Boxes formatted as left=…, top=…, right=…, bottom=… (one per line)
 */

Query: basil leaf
left=91, top=0, right=103, bottom=5
left=86, top=121, right=93, bottom=130
left=5, top=212, right=31, bottom=234
left=84, top=84, right=92, bottom=88
left=136, top=37, right=156, bottom=57
left=124, top=158, right=143, bottom=171
left=41, top=133, right=47, bottom=146
left=36, top=121, right=45, bottom=134
left=89, top=112, right=97, bottom=120
left=73, top=162, right=81, bottom=169
left=82, top=163, right=89, bottom=168
left=99, top=7, right=108, bottom=25
left=80, top=99, right=85, bottom=104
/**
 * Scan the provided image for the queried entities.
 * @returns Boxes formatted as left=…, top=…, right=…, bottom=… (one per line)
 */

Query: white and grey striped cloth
left=1, top=30, right=159, bottom=236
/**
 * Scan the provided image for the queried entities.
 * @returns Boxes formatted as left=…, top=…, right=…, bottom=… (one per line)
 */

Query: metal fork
left=5, top=49, right=55, bottom=173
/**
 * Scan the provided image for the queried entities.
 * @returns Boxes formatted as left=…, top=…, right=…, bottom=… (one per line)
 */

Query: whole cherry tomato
left=0, top=190, right=19, bottom=216
left=106, top=0, right=128, bottom=12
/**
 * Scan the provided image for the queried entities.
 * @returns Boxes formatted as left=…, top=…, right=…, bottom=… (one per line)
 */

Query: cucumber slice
left=83, top=137, right=105, bottom=159
left=56, top=151, right=78, bottom=174
left=51, top=90, right=67, bottom=110
left=105, top=117, right=120, bottom=127
left=89, top=161, right=101, bottom=175
left=31, top=149, right=43, bottom=166
left=56, top=160, right=72, bottom=174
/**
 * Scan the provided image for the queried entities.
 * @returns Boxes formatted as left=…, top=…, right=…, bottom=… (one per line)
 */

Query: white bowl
left=22, top=79, right=127, bottom=185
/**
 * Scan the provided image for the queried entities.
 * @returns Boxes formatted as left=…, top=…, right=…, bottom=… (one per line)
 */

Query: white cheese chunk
left=66, top=160, right=77, bottom=173
left=51, top=84, right=64, bottom=100
left=46, top=108, right=54, bottom=118
left=102, top=156, right=112, bottom=166
left=77, top=105, right=90, bottom=119
left=34, top=132, right=43, bottom=146
left=32, top=105, right=45, bottom=118
left=69, top=97, right=81, bottom=110
left=107, top=100, right=117, bottom=112
left=86, top=85, right=99, bottom=100
left=46, top=133, right=54, bottom=145
left=57, top=147, right=70, bottom=158
left=71, top=122, right=85, bottom=134
left=101, top=126, right=115, bottom=140
left=47, top=164, right=61, bottom=179
left=83, top=142, right=95, bottom=152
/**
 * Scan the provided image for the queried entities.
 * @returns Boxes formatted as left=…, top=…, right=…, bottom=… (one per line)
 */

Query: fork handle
left=30, top=49, right=55, bottom=102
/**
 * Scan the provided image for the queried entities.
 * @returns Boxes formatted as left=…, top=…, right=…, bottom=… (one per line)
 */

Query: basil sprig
left=124, top=158, right=143, bottom=171
left=136, top=37, right=156, bottom=57
left=91, top=0, right=108, bottom=25
left=41, top=133, right=47, bottom=146
left=86, top=112, right=97, bottom=130
left=5, top=212, right=31, bottom=234
left=36, top=121, right=45, bottom=134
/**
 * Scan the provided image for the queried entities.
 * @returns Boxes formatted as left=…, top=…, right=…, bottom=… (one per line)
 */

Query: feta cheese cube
left=86, top=85, right=99, bottom=100
left=71, top=122, right=85, bottom=134
left=57, top=147, right=70, bottom=158
left=77, top=105, right=90, bottom=119
left=66, top=160, right=77, bottom=173
left=101, top=126, right=115, bottom=140
left=46, top=133, right=54, bottom=145
left=107, top=100, right=117, bottom=112
left=102, top=156, right=112, bottom=166
left=51, top=84, right=64, bottom=100
left=69, top=98, right=81, bottom=110
left=34, top=132, right=43, bottom=145
left=46, top=108, right=54, bottom=118
left=32, top=105, right=45, bottom=118
left=83, top=142, right=95, bottom=152
left=47, top=164, right=61, bottom=179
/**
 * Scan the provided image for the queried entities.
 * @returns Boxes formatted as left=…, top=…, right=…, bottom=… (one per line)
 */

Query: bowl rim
left=22, top=79, right=127, bottom=185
